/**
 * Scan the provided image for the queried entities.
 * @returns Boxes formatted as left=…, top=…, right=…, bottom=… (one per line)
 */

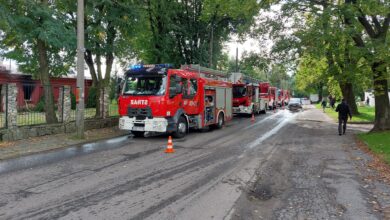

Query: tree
left=0, top=0, right=75, bottom=123
left=63, top=0, right=140, bottom=117
left=295, top=55, right=328, bottom=101
left=255, top=0, right=382, bottom=118
left=134, top=0, right=260, bottom=68
left=342, top=0, right=390, bottom=130
left=239, top=51, right=269, bottom=80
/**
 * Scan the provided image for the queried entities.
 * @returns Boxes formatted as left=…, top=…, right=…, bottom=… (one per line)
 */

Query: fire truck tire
left=131, top=131, right=145, bottom=138
left=263, top=104, right=268, bottom=113
left=173, top=116, right=187, bottom=138
left=215, top=113, right=224, bottom=129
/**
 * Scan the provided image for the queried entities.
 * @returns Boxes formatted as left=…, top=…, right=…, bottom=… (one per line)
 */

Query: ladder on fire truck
left=181, top=64, right=262, bottom=85
left=181, top=64, right=229, bottom=81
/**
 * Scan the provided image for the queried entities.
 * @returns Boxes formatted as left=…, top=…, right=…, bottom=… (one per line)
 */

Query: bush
left=34, top=96, right=45, bottom=112
left=70, top=92, right=76, bottom=110
left=86, top=86, right=97, bottom=108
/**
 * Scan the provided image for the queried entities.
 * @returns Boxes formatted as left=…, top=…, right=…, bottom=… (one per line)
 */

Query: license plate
left=133, top=126, right=144, bottom=131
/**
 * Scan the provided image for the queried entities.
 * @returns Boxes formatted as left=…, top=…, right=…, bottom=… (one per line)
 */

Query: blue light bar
left=129, top=63, right=173, bottom=71
left=143, top=64, right=173, bottom=68
left=129, top=64, right=143, bottom=70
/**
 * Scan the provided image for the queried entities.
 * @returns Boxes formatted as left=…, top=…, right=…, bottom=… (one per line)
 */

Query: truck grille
left=127, top=107, right=153, bottom=120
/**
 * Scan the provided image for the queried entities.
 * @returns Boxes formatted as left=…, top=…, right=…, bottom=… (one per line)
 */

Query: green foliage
left=358, top=131, right=390, bottom=165
left=295, top=55, right=327, bottom=94
left=239, top=51, right=269, bottom=81
left=70, top=92, right=76, bottom=110
left=86, top=87, right=97, bottom=109
left=34, top=96, right=46, bottom=112
left=0, top=0, right=76, bottom=78
left=255, top=0, right=382, bottom=102
left=109, top=76, right=119, bottom=101
left=133, top=0, right=260, bottom=67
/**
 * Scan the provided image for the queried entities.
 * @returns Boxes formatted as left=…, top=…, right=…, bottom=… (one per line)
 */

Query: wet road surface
left=0, top=107, right=383, bottom=219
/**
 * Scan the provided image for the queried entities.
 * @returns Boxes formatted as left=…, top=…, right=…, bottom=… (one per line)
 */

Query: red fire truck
left=284, top=90, right=290, bottom=104
left=268, top=86, right=278, bottom=109
left=280, top=89, right=290, bottom=106
left=118, top=64, right=233, bottom=138
left=259, top=82, right=270, bottom=110
left=230, top=72, right=266, bottom=115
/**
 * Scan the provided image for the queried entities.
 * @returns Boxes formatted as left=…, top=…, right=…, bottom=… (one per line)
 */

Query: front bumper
left=233, top=106, right=252, bottom=114
left=119, top=116, right=168, bottom=132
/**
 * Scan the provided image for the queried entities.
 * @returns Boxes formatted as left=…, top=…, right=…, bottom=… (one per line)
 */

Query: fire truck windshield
left=123, top=76, right=167, bottom=95
left=233, top=86, right=247, bottom=98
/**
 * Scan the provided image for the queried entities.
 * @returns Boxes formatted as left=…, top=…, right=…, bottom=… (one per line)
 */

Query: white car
left=288, top=98, right=303, bottom=110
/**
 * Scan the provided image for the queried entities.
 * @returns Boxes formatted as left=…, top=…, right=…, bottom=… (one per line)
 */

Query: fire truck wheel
left=131, top=131, right=145, bottom=138
left=216, top=113, right=224, bottom=129
left=173, top=116, right=187, bottom=138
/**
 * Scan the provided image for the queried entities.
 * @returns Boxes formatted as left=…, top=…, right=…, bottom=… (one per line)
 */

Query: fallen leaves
left=355, top=137, right=390, bottom=184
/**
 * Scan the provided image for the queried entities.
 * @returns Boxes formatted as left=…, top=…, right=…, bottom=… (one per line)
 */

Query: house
left=0, top=68, right=93, bottom=111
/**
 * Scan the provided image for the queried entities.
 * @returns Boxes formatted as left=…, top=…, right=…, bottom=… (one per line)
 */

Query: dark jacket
left=335, top=102, right=352, bottom=119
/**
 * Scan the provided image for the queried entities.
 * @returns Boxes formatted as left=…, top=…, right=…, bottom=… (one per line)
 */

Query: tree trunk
left=95, top=53, right=102, bottom=118
left=37, top=38, right=58, bottom=124
left=371, top=62, right=390, bottom=131
left=209, top=24, right=214, bottom=68
left=318, top=82, right=323, bottom=103
left=339, top=82, right=359, bottom=115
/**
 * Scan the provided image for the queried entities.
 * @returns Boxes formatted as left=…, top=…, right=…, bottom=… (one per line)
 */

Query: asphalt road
left=0, top=107, right=384, bottom=219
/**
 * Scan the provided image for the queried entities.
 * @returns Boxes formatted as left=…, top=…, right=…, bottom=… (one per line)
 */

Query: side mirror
left=118, top=81, right=124, bottom=94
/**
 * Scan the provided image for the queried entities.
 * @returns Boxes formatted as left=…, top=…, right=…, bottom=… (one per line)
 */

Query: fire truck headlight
left=152, top=121, right=161, bottom=129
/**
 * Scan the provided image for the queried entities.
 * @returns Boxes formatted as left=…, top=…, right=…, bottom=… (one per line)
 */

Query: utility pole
left=76, top=0, right=85, bottom=138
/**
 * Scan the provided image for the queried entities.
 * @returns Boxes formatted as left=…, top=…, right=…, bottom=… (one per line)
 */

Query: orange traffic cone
left=251, top=113, right=255, bottom=123
left=165, top=136, right=175, bottom=153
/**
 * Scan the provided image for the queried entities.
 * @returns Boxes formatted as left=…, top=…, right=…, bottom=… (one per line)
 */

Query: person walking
left=335, top=98, right=352, bottom=135
left=366, top=97, right=370, bottom=106
left=330, top=97, right=335, bottom=109
left=321, top=99, right=327, bottom=112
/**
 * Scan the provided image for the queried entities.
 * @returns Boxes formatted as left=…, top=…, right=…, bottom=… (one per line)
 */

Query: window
left=189, top=79, right=197, bottom=96
left=23, top=84, right=34, bottom=101
left=169, top=75, right=177, bottom=89
left=182, top=78, right=188, bottom=96
left=123, top=76, right=166, bottom=95
left=233, top=86, right=246, bottom=98
left=182, top=78, right=197, bottom=98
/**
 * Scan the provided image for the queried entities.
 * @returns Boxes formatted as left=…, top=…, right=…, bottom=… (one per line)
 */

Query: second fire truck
left=230, top=72, right=266, bottom=115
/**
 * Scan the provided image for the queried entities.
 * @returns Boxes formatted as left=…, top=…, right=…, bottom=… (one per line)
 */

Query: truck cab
left=232, top=83, right=263, bottom=114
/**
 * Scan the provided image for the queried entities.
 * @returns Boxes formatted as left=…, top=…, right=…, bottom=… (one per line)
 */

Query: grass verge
left=357, top=131, right=390, bottom=165
left=315, top=103, right=374, bottom=123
